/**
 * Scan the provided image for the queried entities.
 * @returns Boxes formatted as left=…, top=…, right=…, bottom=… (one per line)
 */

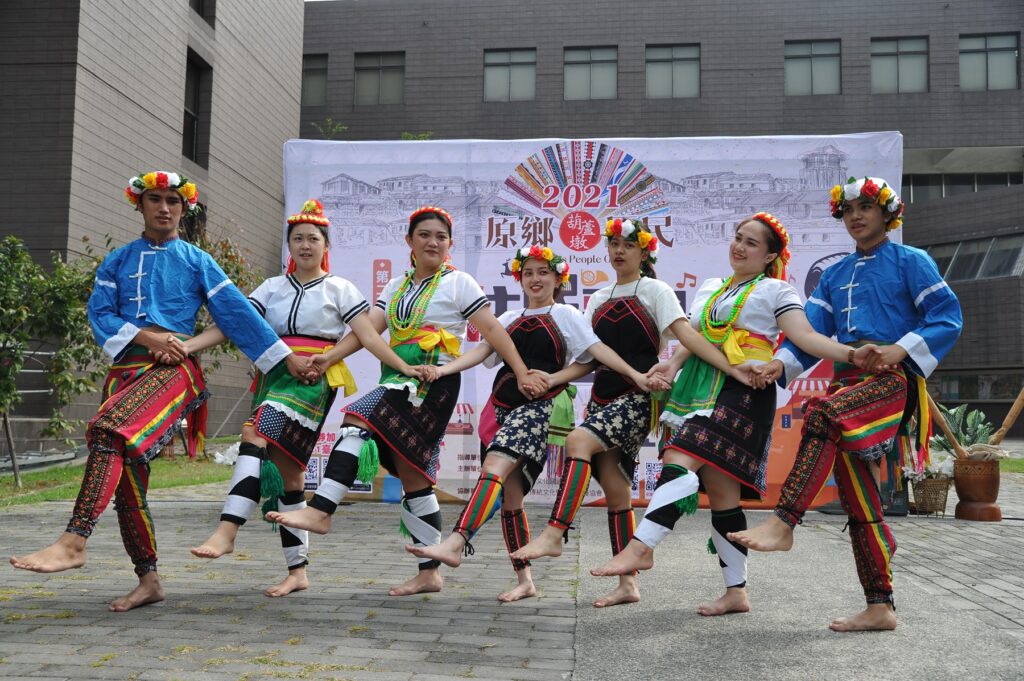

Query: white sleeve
left=558, top=305, right=600, bottom=364
left=453, top=271, right=490, bottom=319
left=771, top=280, right=804, bottom=318
left=648, top=279, right=686, bottom=337
left=335, top=278, right=370, bottom=325
left=375, top=275, right=403, bottom=311
left=481, top=309, right=517, bottom=368
left=247, top=278, right=273, bottom=317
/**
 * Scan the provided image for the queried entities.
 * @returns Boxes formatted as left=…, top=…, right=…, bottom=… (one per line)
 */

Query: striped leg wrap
left=774, top=402, right=839, bottom=528
left=310, top=426, right=369, bottom=515
left=113, top=460, right=158, bottom=576
left=835, top=452, right=896, bottom=605
left=548, top=457, right=592, bottom=531
left=709, top=507, right=748, bottom=588
left=501, top=509, right=531, bottom=572
left=454, top=472, right=503, bottom=542
left=403, top=487, right=443, bottom=571
left=608, top=508, right=638, bottom=575
left=634, top=464, right=699, bottom=548
left=277, top=490, right=309, bottom=570
left=220, top=442, right=264, bottom=525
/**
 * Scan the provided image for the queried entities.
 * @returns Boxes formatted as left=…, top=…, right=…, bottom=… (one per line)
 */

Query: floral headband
left=409, top=205, right=454, bottom=230
left=288, top=199, right=330, bottom=228
left=124, top=171, right=199, bottom=215
left=750, top=212, right=791, bottom=281
left=604, top=218, right=659, bottom=264
left=829, top=176, right=905, bottom=232
left=510, top=245, right=570, bottom=285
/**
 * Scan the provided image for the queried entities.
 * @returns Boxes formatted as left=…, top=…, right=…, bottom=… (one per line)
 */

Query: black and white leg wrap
left=220, top=442, right=265, bottom=525
left=403, top=487, right=442, bottom=571
left=278, top=490, right=309, bottom=570
left=710, top=507, right=748, bottom=589
left=633, top=464, right=699, bottom=549
left=310, top=426, right=369, bottom=515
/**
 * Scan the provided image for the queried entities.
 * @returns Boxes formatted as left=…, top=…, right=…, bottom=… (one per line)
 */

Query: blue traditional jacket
left=776, top=239, right=962, bottom=384
left=88, top=236, right=290, bottom=373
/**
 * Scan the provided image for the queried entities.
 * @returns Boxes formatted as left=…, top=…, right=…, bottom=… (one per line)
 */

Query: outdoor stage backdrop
left=282, top=131, right=903, bottom=507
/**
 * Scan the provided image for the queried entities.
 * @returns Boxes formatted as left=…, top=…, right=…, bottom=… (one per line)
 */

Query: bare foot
left=190, top=521, right=238, bottom=559
left=405, top=533, right=465, bottom=568
left=388, top=569, right=443, bottom=596
left=10, top=533, right=86, bottom=573
left=590, top=539, right=653, bottom=576
left=728, top=515, right=794, bottom=552
left=266, top=506, right=331, bottom=535
left=264, top=569, right=310, bottom=597
left=697, top=587, right=751, bottom=616
left=593, top=577, right=640, bottom=608
left=109, top=573, right=165, bottom=612
left=498, top=571, right=537, bottom=602
left=829, top=604, right=897, bottom=632
left=510, top=526, right=563, bottom=561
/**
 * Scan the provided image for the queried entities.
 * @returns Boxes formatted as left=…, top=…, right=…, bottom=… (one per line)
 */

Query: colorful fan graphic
left=499, top=141, right=669, bottom=227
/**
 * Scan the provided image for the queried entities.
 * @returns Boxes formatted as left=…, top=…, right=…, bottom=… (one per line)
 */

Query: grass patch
left=5, top=609, right=76, bottom=623
left=0, top=456, right=233, bottom=508
left=91, top=653, right=117, bottom=667
left=1000, top=458, right=1024, bottom=474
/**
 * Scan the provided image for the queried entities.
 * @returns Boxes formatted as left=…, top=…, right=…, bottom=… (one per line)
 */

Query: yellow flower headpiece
left=829, top=176, right=905, bottom=232
left=510, top=245, right=570, bottom=285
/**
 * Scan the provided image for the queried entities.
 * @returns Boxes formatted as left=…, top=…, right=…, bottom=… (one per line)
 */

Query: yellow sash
left=390, top=327, right=462, bottom=358
left=285, top=342, right=358, bottom=396
left=721, top=330, right=774, bottom=365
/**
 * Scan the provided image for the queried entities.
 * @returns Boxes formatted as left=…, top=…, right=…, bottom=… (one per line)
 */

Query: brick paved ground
left=2, top=472, right=1022, bottom=680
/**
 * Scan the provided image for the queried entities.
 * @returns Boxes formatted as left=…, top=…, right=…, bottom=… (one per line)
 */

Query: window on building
left=189, top=0, right=215, bottom=27
left=784, top=40, right=840, bottom=95
left=646, top=44, right=700, bottom=98
left=960, top=34, right=1019, bottom=91
left=182, top=51, right=211, bottom=168
left=905, top=172, right=1023, bottom=202
left=945, top=238, right=991, bottom=281
left=484, top=49, right=536, bottom=101
left=354, top=52, right=404, bottom=105
left=302, top=54, right=328, bottom=106
left=927, top=243, right=959, bottom=277
left=564, top=47, right=617, bottom=100
left=980, top=234, right=1024, bottom=278
left=871, top=37, right=928, bottom=93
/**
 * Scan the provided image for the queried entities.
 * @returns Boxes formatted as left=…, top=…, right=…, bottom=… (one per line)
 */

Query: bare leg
left=591, top=451, right=640, bottom=608
left=109, top=571, right=165, bottom=612
left=10, top=532, right=87, bottom=573
left=830, top=603, right=897, bottom=632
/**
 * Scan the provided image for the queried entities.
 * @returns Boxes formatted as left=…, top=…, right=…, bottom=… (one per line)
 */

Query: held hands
left=416, top=364, right=444, bottom=383
left=518, top=370, right=550, bottom=400
left=645, top=361, right=676, bottom=390
left=143, top=329, right=188, bottom=365
left=746, top=360, right=783, bottom=389
left=285, top=353, right=319, bottom=385
left=852, top=344, right=904, bottom=373
left=636, top=370, right=670, bottom=393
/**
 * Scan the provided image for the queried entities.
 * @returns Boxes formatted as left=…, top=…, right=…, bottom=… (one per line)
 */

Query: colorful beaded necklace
left=700, top=274, right=764, bottom=346
left=387, top=265, right=450, bottom=341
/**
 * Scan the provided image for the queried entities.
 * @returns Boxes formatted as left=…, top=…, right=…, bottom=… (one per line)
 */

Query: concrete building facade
left=1, top=0, right=305, bottom=446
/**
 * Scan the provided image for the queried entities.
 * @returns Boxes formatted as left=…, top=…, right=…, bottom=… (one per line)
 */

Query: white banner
left=283, top=132, right=903, bottom=506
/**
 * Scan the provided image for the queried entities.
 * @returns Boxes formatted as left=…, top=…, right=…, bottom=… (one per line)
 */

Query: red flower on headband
left=861, top=179, right=880, bottom=200
left=155, top=172, right=169, bottom=189
left=612, top=218, right=623, bottom=236
left=529, top=245, right=544, bottom=259
left=647, top=235, right=658, bottom=251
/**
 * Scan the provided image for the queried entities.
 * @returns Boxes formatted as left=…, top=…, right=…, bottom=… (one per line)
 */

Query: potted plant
left=929, top=398, right=1007, bottom=522
left=903, top=448, right=954, bottom=516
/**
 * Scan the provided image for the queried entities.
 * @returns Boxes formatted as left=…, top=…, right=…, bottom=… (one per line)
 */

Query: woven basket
left=911, top=477, right=951, bottom=516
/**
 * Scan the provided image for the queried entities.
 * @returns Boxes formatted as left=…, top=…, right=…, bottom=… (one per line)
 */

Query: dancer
left=405, top=245, right=656, bottom=601
left=590, top=212, right=881, bottom=617
left=9, top=171, right=310, bottom=611
left=511, top=218, right=754, bottom=608
left=189, top=200, right=422, bottom=597
left=269, top=206, right=545, bottom=597
left=729, top=178, right=962, bottom=631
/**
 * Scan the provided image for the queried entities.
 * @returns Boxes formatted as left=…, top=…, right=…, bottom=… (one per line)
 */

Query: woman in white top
left=189, top=200, right=419, bottom=597
left=405, top=245, right=652, bottom=601
left=591, top=212, right=875, bottom=617
left=269, top=206, right=544, bottom=598
left=511, top=218, right=751, bottom=609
